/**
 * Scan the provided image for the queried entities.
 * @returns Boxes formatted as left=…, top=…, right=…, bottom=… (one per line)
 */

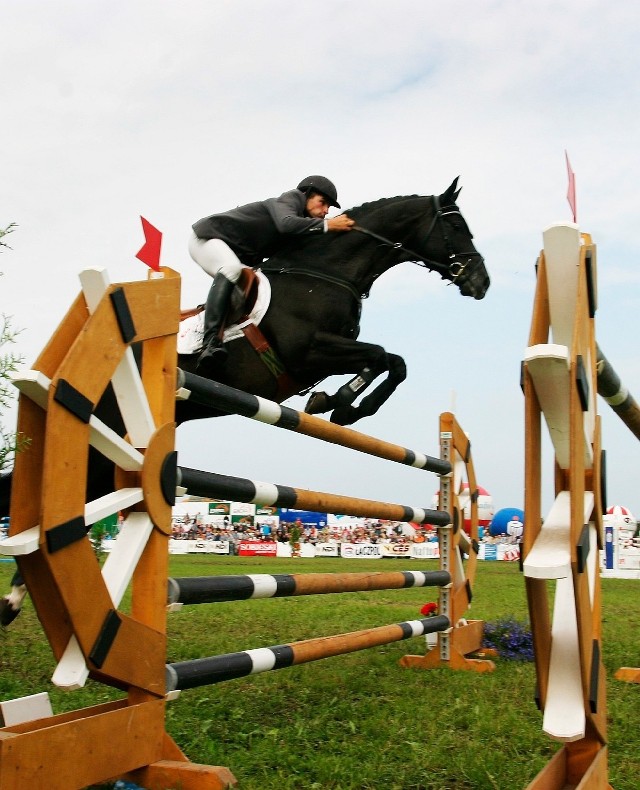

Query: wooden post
left=400, top=412, right=495, bottom=673
left=522, top=226, right=612, bottom=789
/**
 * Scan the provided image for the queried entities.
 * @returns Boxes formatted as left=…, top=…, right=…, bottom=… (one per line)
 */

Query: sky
left=3, top=1, right=640, bottom=521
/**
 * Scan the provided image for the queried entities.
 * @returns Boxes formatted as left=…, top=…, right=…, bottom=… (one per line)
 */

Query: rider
left=189, top=176, right=355, bottom=377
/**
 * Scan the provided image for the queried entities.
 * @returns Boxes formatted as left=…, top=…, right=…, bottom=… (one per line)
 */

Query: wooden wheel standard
left=0, top=267, right=236, bottom=790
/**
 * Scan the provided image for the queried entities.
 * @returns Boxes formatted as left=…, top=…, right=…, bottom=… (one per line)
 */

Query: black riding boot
left=196, top=273, right=236, bottom=378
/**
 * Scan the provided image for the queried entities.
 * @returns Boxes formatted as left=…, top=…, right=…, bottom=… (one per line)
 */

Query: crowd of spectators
left=171, top=515, right=445, bottom=551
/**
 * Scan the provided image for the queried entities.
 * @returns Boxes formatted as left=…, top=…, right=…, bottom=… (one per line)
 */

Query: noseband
left=354, top=195, right=484, bottom=284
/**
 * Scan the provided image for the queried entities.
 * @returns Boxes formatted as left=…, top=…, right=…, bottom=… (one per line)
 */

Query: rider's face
left=305, top=193, right=330, bottom=219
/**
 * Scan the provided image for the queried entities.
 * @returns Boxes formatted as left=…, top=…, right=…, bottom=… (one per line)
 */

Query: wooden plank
left=0, top=699, right=165, bottom=790
left=615, top=667, right=640, bottom=683
left=567, top=740, right=610, bottom=789
left=523, top=746, right=567, bottom=790
left=527, top=251, right=551, bottom=347
left=543, top=574, right=584, bottom=742
left=12, top=369, right=145, bottom=471
left=524, top=492, right=593, bottom=579
left=79, top=268, right=157, bottom=448
left=52, top=512, right=155, bottom=690
left=120, top=269, right=181, bottom=341
left=0, top=694, right=52, bottom=727
left=525, top=345, right=571, bottom=469
left=525, top=577, right=551, bottom=711
left=543, top=223, right=582, bottom=348
left=123, top=760, right=237, bottom=790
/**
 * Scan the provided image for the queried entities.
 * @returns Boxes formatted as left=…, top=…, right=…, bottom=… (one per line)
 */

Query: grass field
left=1, top=556, right=638, bottom=789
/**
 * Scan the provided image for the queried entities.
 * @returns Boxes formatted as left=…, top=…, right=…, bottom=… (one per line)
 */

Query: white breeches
left=188, top=233, right=245, bottom=282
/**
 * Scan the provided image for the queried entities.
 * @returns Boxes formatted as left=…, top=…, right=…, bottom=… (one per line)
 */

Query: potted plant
left=289, top=523, right=302, bottom=557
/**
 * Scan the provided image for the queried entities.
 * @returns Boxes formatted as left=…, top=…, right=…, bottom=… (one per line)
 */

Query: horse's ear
left=441, top=177, right=460, bottom=204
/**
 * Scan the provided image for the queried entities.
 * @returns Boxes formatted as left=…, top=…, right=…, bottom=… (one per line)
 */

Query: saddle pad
left=176, top=270, right=271, bottom=355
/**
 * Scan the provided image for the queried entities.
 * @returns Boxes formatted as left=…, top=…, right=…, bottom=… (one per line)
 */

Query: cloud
left=3, top=1, right=640, bottom=514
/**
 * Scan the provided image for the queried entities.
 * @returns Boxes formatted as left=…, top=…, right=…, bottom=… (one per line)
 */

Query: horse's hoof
left=330, top=406, right=357, bottom=426
left=305, top=391, right=331, bottom=415
left=0, top=597, right=21, bottom=627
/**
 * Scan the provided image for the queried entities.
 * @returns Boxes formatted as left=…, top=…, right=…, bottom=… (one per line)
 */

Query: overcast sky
left=3, top=1, right=640, bottom=520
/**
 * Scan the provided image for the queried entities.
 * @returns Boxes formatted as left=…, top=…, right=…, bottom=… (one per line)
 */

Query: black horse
left=0, top=179, right=488, bottom=624
left=176, top=178, right=489, bottom=427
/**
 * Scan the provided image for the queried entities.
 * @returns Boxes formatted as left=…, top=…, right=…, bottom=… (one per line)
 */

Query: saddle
left=178, top=268, right=299, bottom=399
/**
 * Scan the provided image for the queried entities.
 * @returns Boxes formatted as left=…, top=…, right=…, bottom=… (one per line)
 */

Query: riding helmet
left=297, top=175, right=340, bottom=208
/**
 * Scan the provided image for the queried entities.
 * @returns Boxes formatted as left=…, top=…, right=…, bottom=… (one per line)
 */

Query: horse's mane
left=343, top=194, right=423, bottom=221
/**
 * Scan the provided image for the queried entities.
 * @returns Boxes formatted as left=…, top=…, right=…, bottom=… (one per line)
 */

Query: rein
left=260, top=265, right=364, bottom=302
left=354, top=195, right=482, bottom=284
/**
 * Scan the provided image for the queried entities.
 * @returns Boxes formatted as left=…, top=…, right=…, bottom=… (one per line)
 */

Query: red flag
left=135, top=216, right=162, bottom=271
left=565, top=151, right=577, bottom=223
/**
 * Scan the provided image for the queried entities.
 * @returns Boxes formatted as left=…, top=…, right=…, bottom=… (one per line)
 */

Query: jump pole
left=166, top=615, right=451, bottom=691
left=594, top=346, right=640, bottom=684
left=522, top=226, right=611, bottom=789
left=177, top=369, right=452, bottom=474
left=167, top=569, right=451, bottom=607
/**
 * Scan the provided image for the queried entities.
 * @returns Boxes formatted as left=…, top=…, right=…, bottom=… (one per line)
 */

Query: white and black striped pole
left=176, top=369, right=451, bottom=476
left=596, top=344, right=640, bottom=440
left=167, top=569, right=452, bottom=606
left=166, top=615, right=450, bottom=691
left=176, top=465, right=449, bottom=526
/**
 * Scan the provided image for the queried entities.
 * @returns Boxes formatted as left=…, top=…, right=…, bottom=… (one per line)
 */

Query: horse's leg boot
left=196, top=273, right=236, bottom=378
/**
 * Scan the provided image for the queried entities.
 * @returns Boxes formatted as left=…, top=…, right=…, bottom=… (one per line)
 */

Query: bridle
left=353, top=194, right=484, bottom=285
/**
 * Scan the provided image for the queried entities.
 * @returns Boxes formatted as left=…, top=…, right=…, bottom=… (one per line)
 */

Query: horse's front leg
left=301, top=333, right=405, bottom=425
left=305, top=365, right=382, bottom=416
left=330, top=352, right=407, bottom=425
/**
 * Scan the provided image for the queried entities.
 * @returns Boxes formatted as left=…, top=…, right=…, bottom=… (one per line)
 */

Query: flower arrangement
left=482, top=616, right=534, bottom=661
left=420, top=602, right=438, bottom=617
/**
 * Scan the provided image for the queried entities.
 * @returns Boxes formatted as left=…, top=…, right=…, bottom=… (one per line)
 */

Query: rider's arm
left=265, top=190, right=326, bottom=235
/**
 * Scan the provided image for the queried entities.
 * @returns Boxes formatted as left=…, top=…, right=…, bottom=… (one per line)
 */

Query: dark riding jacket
left=192, top=189, right=326, bottom=267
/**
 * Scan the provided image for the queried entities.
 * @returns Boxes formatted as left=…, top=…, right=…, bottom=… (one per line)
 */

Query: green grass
left=1, top=557, right=638, bottom=789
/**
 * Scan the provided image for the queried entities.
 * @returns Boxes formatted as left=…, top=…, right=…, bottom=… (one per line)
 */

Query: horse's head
left=409, top=178, right=490, bottom=300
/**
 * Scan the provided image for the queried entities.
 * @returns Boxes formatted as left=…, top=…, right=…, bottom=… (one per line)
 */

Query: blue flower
left=483, top=617, right=533, bottom=661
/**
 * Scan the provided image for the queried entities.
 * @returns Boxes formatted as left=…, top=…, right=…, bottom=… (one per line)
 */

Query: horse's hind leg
left=0, top=569, right=26, bottom=626
left=330, top=354, right=407, bottom=426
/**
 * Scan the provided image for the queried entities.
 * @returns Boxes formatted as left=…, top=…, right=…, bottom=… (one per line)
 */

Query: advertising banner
left=169, top=540, right=230, bottom=554
left=379, top=542, right=413, bottom=559
left=340, top=543, right=384, bottom=559
left=482, top=544, right=498, bottom=561
left=314, top=542, right=340, bottom=557
left=410, top=543, right=440, bottom=559
left=208, top=501, right=231, bottom=515
left=238, top=541, right=278, bottom=557
left=231, top=502, right=256, bottom=516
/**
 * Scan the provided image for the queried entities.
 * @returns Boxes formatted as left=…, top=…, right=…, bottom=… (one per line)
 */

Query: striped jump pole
left=595, top=347, right=640, bottom=687
left=166, top=615, right=451, bottom=692
left=176, top=466, right=449, bottom=526
left=596, top=343, right=640, bottom=441
left=176, top=369, right=451, bottom=476
left=167, top=569, right=452, bottom=606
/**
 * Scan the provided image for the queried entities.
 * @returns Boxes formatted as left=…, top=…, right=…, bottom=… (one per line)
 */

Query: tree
left=0, top=223, right=27, bottom=473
